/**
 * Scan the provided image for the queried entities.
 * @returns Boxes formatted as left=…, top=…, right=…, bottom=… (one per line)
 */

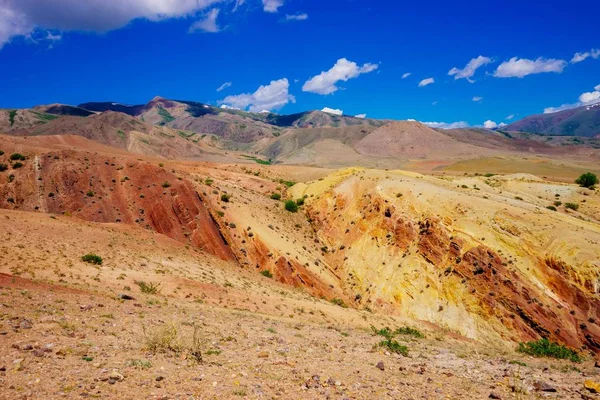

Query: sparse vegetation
left=270, top=193, right=281, bottom=200
left=136, top=280, right=161, bottom=294
left=295, top=198, right=305, bottom=206
left=330, top=298, right=347, bottom=308
left=86, top=190, right=94, bottom=197
left=395, top=326, right=425, bottom=338
left=242, top=155, right=272, bottom=165
left=284, top=200, right=298, bottom=213
left=371, top=326, right=409, bottom=356
left=517, top=338, right=581, bottom=362
left=279, top=179, right=296, bottom=188
left=12, top=162, right=23, bottom=169
left=221, top=193, right=231, bottom=202
left=144, top=323, right=203, bottom=363
left=546, top=205, right=557, bottom=211
left=81, top=253, right=103, bottom=265
left=0, top=164, right=7, bottom=172
left=260, top=270, right=273, bottom=278
left=162, top=181, right=171, bottom=188
left=565, top=202, right=579, bottom=211
left=10, top=153, right=26, bottom=161
left=8, top=110, right=17, bottom=126
left=575, top=172, right=598, bottom=189
left=205, top=178, right=213, bottom=186
left=157, top=106, right=175, bottom=124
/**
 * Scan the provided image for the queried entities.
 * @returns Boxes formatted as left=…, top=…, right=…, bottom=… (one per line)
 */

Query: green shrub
left=162, top=181, right=171, bottom=188
left=565, top=202, right=579, bottom=211
left=575, top=172, right=598, bottom=188
left=284, top=200, right=298, bottom=213
left=517, top=338, right=581, bottom=362
left=221, top=193, right=231, bottom=202
left=81, top=253, right=103, bottom=265
left=0, top=164, right=7, bottom=172
left=205, top=178, right=213, bottom=186
left=330, top=298, right=347, bottom=308
left=9, top=153, right=26, bottom=161
left=279, top=179, right=296, bottom=188
left=546, top=206, right=557, bottom=211
left=553, top=201, right=562, bottom=207
left=296, top=198, right=305, bottom=206
left=8, top=110, right=17, bottom=126
left=379, top=339, right=409, bottom=356
left=136, top=280, right=161, bottom=294
left=270, top=193, right=281, bottom=200
left=0, top=150, right=4, bottom=155
left=395, top=326, right=425, bottom=338
left=12, top=162, right=23, bottom=169
left=260, top=270, right=273, bottom=278
left=86, top=190, right=94, bottom=197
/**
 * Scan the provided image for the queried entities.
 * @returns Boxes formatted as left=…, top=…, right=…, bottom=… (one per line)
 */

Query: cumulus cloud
left=355, top=113, right=366, bottom=119
left=321, top=107, right=343, bottom=116
left=422, top=121, right=469, bottom=129
left=448, top=56, right=492, bottom=82
left=483, top=120, right=498, bottom=129
left=220, top=78, right=295, bottom=112
left=302, top=58, right=378, bottom=95
left=543, top=84, right=600, bottom=114
left=220, top=104, right=240, bottom=110
left=189, top=8, right=220, bottom=33
left=571, top=49, right=600, bottom=63
left=499, top=122, right=507, bottom=128
left=472, top=96, right=483, bottom=102
left=402, top=72, right=411, bottom=79
left=285, top=13, right=307, bottom=21
left=0, top=0, right=224, bottom=48
left=262, top=0, right=283, bottom=13
left=494, top=57, right=567, bottom=78
left=418, top=77, right=434, bottom=87
left=216, top=81, right=232, bottom=92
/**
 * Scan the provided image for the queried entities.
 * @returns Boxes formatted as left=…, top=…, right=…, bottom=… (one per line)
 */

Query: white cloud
left=472, top=96, right=483, bottom=102
left=448, top=55, right=492, bottom=82
left=494, top=57, right=567, bottom=78
left=285, top=13, right=307, bottom=21
left=422, top=121, right=469, bottom=129
left=216, top=81, right=232, bottom=92
left=505, top=114, right=515, bottom=120
left=189, top=8, right=220, bottom=33
left=221, top=78, right=295, bottom=112
left=418, top=77, right=434, bottom=87
left=543, top=84, right=600, bottom=114
left=402, top=72, right=411, bottom=79
left=571, top=49, right=600, bottom=63
left=483, top=120, right=498, bottom=129
left=262, top=0, right=283, bottom=13
left=232, top=0, right=245, bottom=12
left=302, top=58, right=378, bottom=95
left=0, top=0, right=224, bottom=48
left=321, top=107, right=343, bottom=116
left=499, top=122, right=507, bottom=128
left=355, top=113, right=366, bottom=119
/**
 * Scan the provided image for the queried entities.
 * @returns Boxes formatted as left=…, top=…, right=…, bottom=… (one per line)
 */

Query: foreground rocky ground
left=2, top=270, right=600, bottom=399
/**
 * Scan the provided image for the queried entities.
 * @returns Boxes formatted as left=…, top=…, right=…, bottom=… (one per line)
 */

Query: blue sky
left=0, top=0, right=599, bottom=128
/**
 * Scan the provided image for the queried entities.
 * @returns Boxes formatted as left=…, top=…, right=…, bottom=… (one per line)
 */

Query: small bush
left=162, top=181, right=171, bottom=188
left=395, top=326, right=425, bottom=338
left=575, top=172, right=598, bottom=189
left=205, top=178, right=213, bottom=186
left=295, top=198, right=305, bottom=206
left=565, top=202, right=579, bottom=211
left=221, top=193, right=231, bottom=202
left=144, top=322, right=203, bottom=363
left=284, top=200, right=298, bottom=213
left=12, top=162, right=23, bottom=169
left=86, top=190, right=94, bottom=197
left=0, top=150, right=4, bottom=155
left=81, top=253, right=103, bottom=265
left=10, top=153, right=26, bottom=161
left=136, top=280, right=161, bottom=294
left=553, top=201, right=562, bottom=207
left=0, top=164, right=7, bottom=172
left=270, top=193, right=281, bottom=200
left=517, top=338, right=581, bottom=362
left=260, top=270, right=273, bottom=278
left=279, top=179, right=296, bottom=188
left=330, top=298, right=347, bottom=308
left=379, top=339, right=409, bottom=356
left=546, top=206, right=557, bottom=211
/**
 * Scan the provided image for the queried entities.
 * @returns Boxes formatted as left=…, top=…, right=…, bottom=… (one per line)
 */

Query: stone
left=489, top=393, right=501, bottom=399
left=533, top=381, right=556, bottom=392
left=376, top=361, right=385, bottom=371
left=19, top=319, right=33, bottom=329
left=156, top=376, right=165, bottom=382
left=584, top=379, right=600, bottom=393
